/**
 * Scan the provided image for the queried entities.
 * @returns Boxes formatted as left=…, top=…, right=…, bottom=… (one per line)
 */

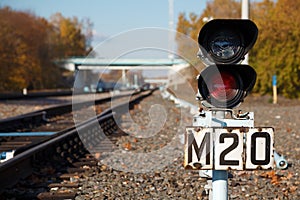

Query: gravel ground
left=73, top=91, right=300, bottom=199
left=1, top=90, right=299, bottom=199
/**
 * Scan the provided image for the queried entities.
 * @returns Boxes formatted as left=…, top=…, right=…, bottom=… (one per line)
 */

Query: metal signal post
left=183, top=19, right=283, bottom=200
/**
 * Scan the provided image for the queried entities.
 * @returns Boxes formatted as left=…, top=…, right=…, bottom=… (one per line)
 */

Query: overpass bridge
left=55, top=58, right=189, bottom=91
left=57, top=58, right=188, bottom=71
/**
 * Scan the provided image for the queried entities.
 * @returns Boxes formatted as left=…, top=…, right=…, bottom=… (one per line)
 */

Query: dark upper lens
left=208, top=29, right=241, bottom=60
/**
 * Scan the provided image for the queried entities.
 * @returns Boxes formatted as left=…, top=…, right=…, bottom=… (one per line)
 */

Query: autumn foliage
left=176, top=0, right=300, bottom=98
left=0, top=7, right=93, bottom=92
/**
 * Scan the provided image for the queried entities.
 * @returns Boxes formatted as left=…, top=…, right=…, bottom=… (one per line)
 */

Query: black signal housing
left=197, top=19, right=258, bottom=108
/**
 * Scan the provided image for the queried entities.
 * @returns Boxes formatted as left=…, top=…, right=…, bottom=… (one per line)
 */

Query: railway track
left=0, top=89, right=145, bottom=164
left=0, top=89, right=73, bottom=100
left=0, top=90, right=141, bottom=132
left=0, top=89, right=155, bottom=199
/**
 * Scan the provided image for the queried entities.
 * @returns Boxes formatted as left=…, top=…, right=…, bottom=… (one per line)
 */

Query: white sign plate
left=184, top=128, right=213, bottom=170
left=214, top=129, right=244, bottom=170
left=245, top=128, right=274, bottom=169
left=184, top=127, right=274, bottom=170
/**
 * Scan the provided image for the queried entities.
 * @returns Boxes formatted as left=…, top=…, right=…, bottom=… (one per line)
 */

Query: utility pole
left=241, top=0, right=250, bottom=64
left=241, top=0, right=249, bottom=19
left=168, top=0, right=174, bottom=60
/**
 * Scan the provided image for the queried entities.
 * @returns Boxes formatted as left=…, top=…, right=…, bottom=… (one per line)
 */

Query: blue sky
left=1, top=0, right=207, bottom=43
left=1, top=0, right=209, bottom=79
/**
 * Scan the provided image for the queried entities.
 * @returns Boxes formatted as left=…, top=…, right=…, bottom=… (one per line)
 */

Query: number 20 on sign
left=184, top=127, right=275, bottom=170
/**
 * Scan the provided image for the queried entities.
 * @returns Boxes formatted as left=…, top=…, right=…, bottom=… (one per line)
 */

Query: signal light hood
left=198, top=19, right=258, bottom=65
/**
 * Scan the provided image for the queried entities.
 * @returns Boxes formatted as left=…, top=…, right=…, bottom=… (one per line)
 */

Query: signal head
left=198, top=19, right=258, bottom=65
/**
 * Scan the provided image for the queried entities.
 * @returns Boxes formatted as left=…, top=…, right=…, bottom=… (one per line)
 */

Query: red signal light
left=209, top=72, right=239, bottom=102
left=198, top=65, right=256, bottom=108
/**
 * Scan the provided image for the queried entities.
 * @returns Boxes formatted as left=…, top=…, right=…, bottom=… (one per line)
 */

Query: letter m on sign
left=184, top=127, right=213, bottom=170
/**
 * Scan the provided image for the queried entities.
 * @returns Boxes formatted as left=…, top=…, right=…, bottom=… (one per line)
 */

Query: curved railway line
left=0, top=89, right=155, bottom=199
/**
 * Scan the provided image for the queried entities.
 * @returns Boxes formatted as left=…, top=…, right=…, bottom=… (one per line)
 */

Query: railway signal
left=183, top=19, right=286, bottom=200
left=185, top=19, right=269, bottom=172
left=197, top=19, right=258, bottom=108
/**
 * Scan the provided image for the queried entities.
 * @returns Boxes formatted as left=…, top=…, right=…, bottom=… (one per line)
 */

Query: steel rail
left=0, top=89, right=156, bottom=190
left=0, top=90, right=73, bottom=100
left=0, top=90, right=142, bottom=132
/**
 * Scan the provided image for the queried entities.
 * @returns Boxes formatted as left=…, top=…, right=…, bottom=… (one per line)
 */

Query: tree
left=0, top=7, right=94, bottom=91
left=49, top=13, right=93, bottom=58
left=0, top=7, right=44, bottom=90
left=176, top=13, right=201, bottom=66
left=251, top=0, right=300, bottom=97
left=202, top=0, right=240, bottom=19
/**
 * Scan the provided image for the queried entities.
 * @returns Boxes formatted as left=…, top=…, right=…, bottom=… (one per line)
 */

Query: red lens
left=208, top=72, right=238, bottom=102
